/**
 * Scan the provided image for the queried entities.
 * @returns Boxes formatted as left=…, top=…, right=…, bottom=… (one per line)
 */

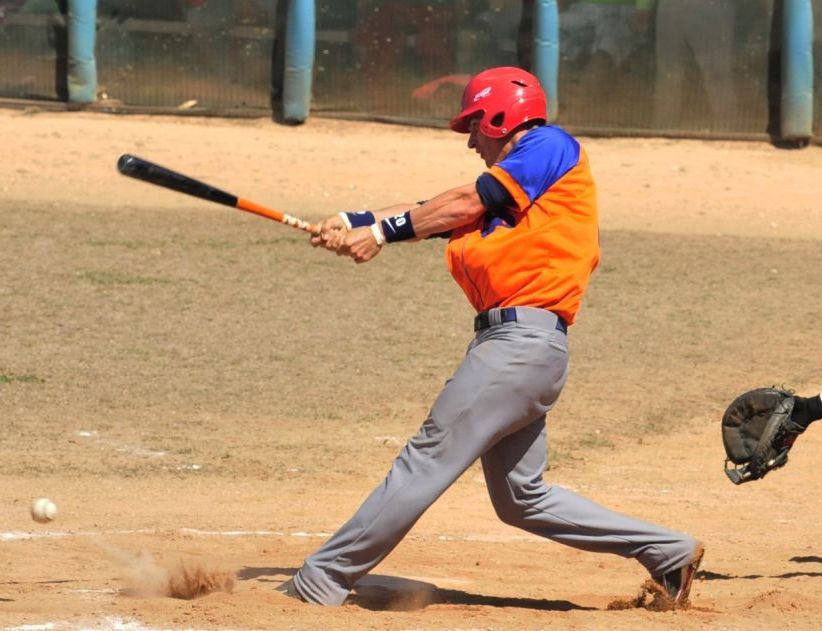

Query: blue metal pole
left=531, top=0, right=559, bottom=123
left=781, top=0, right=814, bottom=140
left=283, top=0, right=315, bottom=123
left=67, top=0, right=97, bottom=104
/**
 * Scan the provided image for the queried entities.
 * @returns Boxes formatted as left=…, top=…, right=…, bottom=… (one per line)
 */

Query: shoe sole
left=275, top=578, right=307, bottom=603
left=674, top=542, right=705, bottom=605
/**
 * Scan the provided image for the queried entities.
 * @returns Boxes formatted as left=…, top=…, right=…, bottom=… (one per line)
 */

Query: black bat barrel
left=116, top=154, right=238, bottom=207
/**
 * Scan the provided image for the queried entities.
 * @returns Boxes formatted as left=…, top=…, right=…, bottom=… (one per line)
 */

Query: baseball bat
left=116, top=154, right=319, bottom=234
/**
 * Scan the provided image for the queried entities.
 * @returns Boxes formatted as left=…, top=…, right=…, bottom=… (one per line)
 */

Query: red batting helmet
left=449, top=66, right=547, bottom=138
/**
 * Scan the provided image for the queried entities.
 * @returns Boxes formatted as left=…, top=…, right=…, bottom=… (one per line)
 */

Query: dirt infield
left=1, top=108, right=822, bottom=630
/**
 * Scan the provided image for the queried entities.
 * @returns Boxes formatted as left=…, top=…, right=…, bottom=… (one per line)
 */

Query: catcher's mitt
left=721, top=387, right=805, bottom=484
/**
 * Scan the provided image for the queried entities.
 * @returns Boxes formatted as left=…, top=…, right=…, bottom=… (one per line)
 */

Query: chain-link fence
left=0, top=1, right=819, bottom=140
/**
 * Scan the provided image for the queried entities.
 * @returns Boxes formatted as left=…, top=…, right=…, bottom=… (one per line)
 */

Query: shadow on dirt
left=0, top=579, right=74, bottom=585
left=237, top=566, right=295, bottom=581
left=238, top=567, right=596, bottom=612
left=350, top=575, right=597, bottom=612
left=698, top=567, right=822, bottom=581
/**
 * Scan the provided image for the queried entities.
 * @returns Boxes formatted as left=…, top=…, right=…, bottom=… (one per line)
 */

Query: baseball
left=31, top=497, right=58, bottom=523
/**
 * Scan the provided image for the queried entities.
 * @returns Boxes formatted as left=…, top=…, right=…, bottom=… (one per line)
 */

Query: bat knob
left=117, top=154, right=137, bottom=174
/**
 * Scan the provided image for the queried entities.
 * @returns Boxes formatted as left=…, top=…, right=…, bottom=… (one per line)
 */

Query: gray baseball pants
left=292, top=307, right=697, bottom=605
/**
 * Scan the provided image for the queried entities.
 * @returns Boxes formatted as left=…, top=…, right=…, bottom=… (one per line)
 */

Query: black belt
left=474, top=307, right=567, bottom=334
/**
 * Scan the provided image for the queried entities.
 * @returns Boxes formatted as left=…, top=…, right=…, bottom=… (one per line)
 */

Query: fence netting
left=0, top=1, right=819, bottom=139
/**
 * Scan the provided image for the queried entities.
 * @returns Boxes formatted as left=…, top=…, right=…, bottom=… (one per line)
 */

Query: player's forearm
left=368, top=184, right=484, bottom=242
left=372, top=203, right=416, bottom=222
left=407, top=183, right=485, bottom=239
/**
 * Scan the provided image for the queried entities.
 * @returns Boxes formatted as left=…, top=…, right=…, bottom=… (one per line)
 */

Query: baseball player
left=278, top=66, right=704, bottom=608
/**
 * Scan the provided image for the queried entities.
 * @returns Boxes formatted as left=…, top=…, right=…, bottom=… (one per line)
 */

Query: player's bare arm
left=400, top=183, right=486, bottom=238
left=337, top=183, right=485, bottom=263
left=310, top=202, right=411, bottom=250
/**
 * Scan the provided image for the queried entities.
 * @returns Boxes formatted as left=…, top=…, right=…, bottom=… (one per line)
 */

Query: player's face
left=467, top=119, right=509, bottom=167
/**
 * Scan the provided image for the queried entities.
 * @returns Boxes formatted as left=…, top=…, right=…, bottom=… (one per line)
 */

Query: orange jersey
left=445, top=125, right=599, bottom=325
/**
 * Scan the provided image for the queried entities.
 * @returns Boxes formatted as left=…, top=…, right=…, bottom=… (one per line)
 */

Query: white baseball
left=31, top=497, right=58, bottom=523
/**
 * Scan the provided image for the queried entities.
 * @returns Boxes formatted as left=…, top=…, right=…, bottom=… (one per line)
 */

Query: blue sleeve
left=496, top=126, right=581, bottom=203
left=476, top=172, right=515, bottom=212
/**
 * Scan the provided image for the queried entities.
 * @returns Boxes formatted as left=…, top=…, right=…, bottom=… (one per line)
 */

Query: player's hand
left=338, top=226, right=382, bottom=264
left=311, top=214, right=347, bottom=249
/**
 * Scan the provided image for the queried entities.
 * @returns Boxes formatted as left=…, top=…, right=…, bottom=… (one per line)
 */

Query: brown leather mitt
left=721, top=387, right=804, bottom=485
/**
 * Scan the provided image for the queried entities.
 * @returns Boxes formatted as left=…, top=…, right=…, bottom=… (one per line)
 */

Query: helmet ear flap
left=489, top=112, right=505, bottom=127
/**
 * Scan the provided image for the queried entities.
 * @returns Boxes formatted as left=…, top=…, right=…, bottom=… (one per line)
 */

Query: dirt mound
left=608, top=578, right=687, bottom=612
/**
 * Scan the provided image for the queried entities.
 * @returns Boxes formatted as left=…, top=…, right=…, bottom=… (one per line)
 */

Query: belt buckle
left=473, top=312, right=486, bottom=332
left=501, top=307, right=517, bottom=324
left=475, top=308, right=516, bottom=332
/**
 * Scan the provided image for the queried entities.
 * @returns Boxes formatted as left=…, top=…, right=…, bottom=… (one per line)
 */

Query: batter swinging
left=280, top=66, right=704, bottom=607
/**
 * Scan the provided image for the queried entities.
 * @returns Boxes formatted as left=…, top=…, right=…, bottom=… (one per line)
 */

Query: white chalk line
left=8, top=617, right=201, bottom=631
left=0, top=528, right=333, bottom=543
left=74, top=431, right=200, bottom=471
left=75, top=431, right=167, bottom=459
left=74, top=429, right=413, bottom=471
left=2, top=527, right=543, bottom=544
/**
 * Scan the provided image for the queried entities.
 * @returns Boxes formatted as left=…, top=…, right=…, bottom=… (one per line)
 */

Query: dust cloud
left=97, top=541, right=235, bottom=599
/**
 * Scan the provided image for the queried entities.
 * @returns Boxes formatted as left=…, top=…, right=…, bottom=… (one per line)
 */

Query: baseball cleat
left=275, top=578, right=307, bottom=603
left=651, top=542, right=704, bottom=606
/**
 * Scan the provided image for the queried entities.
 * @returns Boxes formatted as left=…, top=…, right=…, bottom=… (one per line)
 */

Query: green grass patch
left=194, top=239, right=237, bottom=249
left=0, top=373, right=44, bottom=384
left=79, top=270, right=171, bottom=286
left=577, top=431, right=615, bottom=450
left=246, top=235, right=303, bottom=246
left=84, top=239, right=167, bottom=250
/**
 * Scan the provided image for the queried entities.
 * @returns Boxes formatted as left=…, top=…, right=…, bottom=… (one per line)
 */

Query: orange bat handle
left=237, top=198, right=319, bottom=235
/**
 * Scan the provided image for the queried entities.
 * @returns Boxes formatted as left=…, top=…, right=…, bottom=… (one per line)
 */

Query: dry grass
left=2, top=201, right=820, bottom=481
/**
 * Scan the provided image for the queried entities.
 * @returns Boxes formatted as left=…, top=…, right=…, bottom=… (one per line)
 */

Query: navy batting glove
left=791, top=395, right=822, bottom=430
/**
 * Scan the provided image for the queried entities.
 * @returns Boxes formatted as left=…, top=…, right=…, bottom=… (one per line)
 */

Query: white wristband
left=337, top=211, right=352, bottom=230
left=370, top=222, right=386, bottom=246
